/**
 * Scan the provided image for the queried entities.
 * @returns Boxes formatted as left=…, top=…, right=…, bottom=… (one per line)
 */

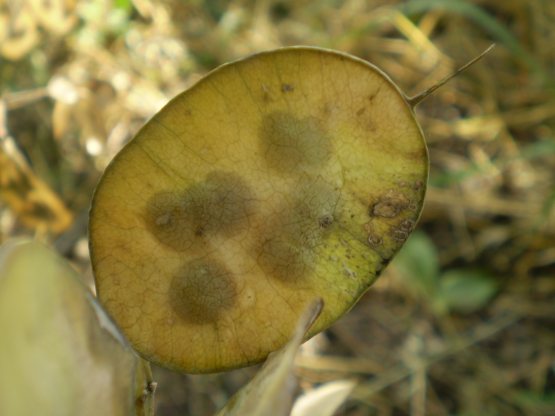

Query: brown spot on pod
left=391, top=218, right=415, bottom=243
left=257, top=237, right=312, bottom=282
left=144, top=191, right=194, bottom=251
left=370, top=191, right=410, bottom=218
left=144, top=171, right=255, bottom=251
left=398, top=218, right=414, bottom=233
left=281, top=83, right=294, bottom=92
left=391, top=219, right=414, bottom=243
left=169, top=258, right=237, bottom=325
left=319, top=214, right=334, bottom=229
left=259, top=112, right=332, bottom=173
left=255, top=177, right=340, bottom=282
left=367, top=233, right=383, bottom=248
left=392, top=228, right=410, bottom=242
left=199, top=171, right=256, bottom=236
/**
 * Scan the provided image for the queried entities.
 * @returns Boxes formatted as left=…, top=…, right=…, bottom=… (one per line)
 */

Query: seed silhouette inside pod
left=89, top=47, right=429, bottom=373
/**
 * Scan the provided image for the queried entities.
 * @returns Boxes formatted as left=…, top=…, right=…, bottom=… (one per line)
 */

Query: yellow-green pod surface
left=89, top=47, right=428, bottom=373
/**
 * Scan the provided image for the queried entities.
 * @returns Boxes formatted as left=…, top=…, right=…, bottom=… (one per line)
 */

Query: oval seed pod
left=89, top=47, right=428, bottom=373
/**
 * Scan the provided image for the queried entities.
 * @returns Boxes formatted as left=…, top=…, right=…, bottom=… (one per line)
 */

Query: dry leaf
left=0, top=114, right=73, bottom=234
left=290, top=379, right=356, bottom=416
left=217, top=299, right=323, bottom=416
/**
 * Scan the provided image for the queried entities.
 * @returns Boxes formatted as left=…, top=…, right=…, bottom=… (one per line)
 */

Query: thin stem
left=408, top=44, right=496, bottom=108
left=136, top=358, right=157, bottom=416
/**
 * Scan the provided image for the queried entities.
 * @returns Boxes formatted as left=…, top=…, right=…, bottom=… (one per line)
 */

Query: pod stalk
left=408, top=44, right=495, bottom=108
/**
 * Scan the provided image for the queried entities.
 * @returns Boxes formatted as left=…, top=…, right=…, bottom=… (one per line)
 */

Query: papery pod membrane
left=89, top=47, right=428, bottom=373
left=0, top=240, right=150, bottom=416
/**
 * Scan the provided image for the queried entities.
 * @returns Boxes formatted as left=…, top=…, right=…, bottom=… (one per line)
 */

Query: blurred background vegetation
left=1, top=0, right=554, bottom=415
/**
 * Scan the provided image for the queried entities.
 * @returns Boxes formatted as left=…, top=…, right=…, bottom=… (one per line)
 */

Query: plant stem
left=408, top=44, right=495, bottom=108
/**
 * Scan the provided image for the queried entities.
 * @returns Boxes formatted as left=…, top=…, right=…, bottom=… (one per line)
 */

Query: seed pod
left=89, top=47, right=429, bottom=373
